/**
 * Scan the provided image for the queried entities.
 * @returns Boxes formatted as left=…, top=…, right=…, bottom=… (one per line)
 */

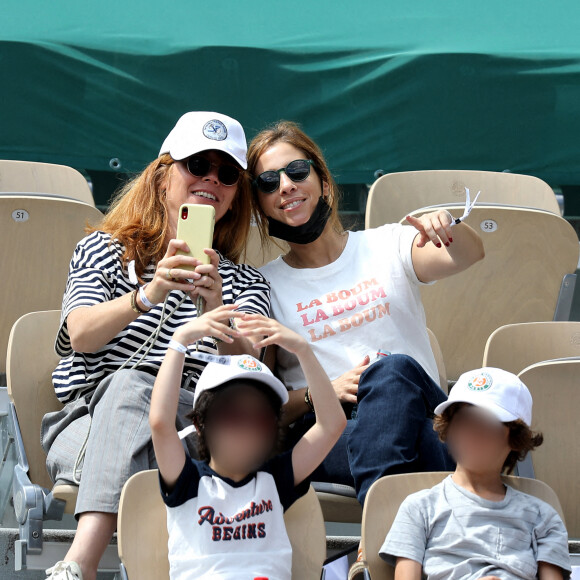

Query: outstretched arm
left=406, top=210, right=485, bottom=283
left=150, top=304, right=242, bottom=489
left=237, top=314, right=346, bottom=486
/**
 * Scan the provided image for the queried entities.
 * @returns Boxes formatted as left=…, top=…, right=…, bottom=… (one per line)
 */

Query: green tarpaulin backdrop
left=2, top=1, right=580, bottom=212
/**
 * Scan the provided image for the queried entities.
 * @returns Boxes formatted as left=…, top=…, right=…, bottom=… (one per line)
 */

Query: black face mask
left=267, top=195, right=332, bottom=244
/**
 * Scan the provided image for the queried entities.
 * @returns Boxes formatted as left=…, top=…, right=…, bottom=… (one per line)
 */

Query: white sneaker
left=45, top=560, right=83, bottom=580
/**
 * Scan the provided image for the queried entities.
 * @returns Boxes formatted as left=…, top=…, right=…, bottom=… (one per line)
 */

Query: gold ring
left=166, top=268, right=173, bottom=281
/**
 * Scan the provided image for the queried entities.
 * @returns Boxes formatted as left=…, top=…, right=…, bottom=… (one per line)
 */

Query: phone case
left=175, top=204, right=216, bottom=271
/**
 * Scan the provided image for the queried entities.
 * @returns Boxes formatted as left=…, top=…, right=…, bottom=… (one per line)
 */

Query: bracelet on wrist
left=168, top=339, right=188, bottom=354
left=139, top=283, right=155, bottom=309
left=130, top=289, right=147, bottom=314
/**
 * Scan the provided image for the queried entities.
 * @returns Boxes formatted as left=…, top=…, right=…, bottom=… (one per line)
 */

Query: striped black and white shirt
left=52, top=231, right=271, bottom=404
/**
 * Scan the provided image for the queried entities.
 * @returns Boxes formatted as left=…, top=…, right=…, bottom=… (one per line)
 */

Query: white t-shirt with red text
left=161, top=451, right=309, bottom=580
left=259, top=224, right=439, bottom=389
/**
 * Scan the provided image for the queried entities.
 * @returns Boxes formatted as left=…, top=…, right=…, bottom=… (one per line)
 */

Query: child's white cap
left=434, top=367, right=533, bottom=426
left=193, top=354, right=289, bottom=410
left=159, top=111, right=247, bottom=169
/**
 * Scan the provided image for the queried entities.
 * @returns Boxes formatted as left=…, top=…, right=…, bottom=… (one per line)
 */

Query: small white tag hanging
left=450, top=187, right=481, bottom=226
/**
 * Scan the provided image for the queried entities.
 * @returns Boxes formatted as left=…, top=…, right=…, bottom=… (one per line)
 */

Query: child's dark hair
left=433, top=403, right=544, bottom=474
left=186, top=379, right=285, bottom=462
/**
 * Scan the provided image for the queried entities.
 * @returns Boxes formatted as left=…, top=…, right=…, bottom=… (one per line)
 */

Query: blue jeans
left=287, top=354, right=454, bottom=505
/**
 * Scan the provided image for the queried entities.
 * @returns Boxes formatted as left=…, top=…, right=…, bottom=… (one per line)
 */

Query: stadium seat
left=366, top=170, right=561, bottom=228
left=240, top=223, right=288, bottom=268
left=349, top=472, right=565, bottom=580
left=483, top=321, right=580, bottom=374
left=117, top=470, right=327, bottom=580
left=6, top=310, right=79, bottom=569
left=0, top=160, right=95, bottom=206
left=518, top=359, right=580, bottom=539
left=0, top=195, right=102, bottom=379
left=401, top=205, right=579, bottom=381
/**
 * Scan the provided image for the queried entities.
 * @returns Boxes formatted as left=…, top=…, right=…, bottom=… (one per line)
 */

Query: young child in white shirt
left=149, top=304, right=346, bottom=580
left=380, top=367, right=571, bottom=580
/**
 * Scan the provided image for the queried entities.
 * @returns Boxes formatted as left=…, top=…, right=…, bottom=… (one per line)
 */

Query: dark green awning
left=2, top=1, right=580, bottom=201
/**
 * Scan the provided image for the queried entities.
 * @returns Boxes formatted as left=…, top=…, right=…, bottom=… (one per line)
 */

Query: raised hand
left=405, top=210, right=454, bottom=249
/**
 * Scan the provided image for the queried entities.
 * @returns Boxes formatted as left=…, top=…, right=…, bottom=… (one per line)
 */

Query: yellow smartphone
left=175, top=204, right=216, bottom=271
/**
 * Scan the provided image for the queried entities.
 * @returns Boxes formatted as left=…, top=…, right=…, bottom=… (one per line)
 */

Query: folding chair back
left=519, top=359, right=580, bottom=538
left=0, top=160, right=95, bottom=205
left=0, top=195, right=102, bottom=373
left=240, top=224, right=289, bottom=268
left=366, top=170, right=560, bottom=228
left=7, top=310, right=64, bottom=491
left=117, top=470, right=170, bottom=580
left=483, top=321, right=580, bottom=374
left=357, top=472, right=564, bottom=580
left=403, top=205, right=579, bottom=380
left=118, top=470, right=326, bottom=580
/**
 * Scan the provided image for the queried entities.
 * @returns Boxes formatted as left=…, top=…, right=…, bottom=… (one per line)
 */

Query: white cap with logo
left=434, top=367, right=533, bottom=426
left=193, top=354, right=289, bottom=410
left=159, top=111, right=248, bottom=169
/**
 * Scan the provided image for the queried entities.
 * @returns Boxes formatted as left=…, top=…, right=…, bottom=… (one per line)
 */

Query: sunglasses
left=211, top=405, right=278, bottom=433
left=186, top=155, right=241, bottom=187
left=253, top=159, right=314, bottom=194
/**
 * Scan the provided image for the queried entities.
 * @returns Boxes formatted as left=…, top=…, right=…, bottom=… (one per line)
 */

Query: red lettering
left=212, top=527, right=221, bottom=541
left=321, top=324, right=336, bottom=339
left=351, top=313, right=364, bottom=327
left=332, top=304, right=344, bottom=316
left=326, top=292, right=338, bottom=303
left=369, top=287, right=387, bottom=301
left=198, top=506, right=215, bottom=526
left=308, top=328, right=323, bottom=342
left=364, top=308, right=377, bottom=323
left=358, top=293, right=370, bottom=306
left=313, top=309, right=329, bottom=323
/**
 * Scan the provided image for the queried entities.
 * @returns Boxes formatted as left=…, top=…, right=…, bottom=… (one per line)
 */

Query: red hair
left=87, top=154, right=252, bottom=279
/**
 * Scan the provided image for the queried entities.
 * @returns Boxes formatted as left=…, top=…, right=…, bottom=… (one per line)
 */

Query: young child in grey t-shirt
left=380, top=367, right=571, bottom=580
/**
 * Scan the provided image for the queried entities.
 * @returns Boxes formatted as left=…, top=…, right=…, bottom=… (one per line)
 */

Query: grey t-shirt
left=380, top=475, right=571, bottom=580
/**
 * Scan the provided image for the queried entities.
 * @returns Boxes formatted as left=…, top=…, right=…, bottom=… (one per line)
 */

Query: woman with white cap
left=41, top=112, right=270, bottom=580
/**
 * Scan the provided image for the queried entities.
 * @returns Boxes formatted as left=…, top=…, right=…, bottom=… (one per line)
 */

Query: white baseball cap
left=434, top=367, right=533, bottom=426
left=193, top=354, right=289, bottom=410
left=159, top=111, right=248, bottom=169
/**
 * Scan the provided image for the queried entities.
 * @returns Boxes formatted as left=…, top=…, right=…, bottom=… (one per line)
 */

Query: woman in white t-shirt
left=246, top=121, right=485, bottom=506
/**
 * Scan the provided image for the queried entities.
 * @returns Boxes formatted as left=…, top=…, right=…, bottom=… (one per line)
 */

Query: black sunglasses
left=186, top=155, right=241, bottom=187
left=253, top=159, right=314, bottom=194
